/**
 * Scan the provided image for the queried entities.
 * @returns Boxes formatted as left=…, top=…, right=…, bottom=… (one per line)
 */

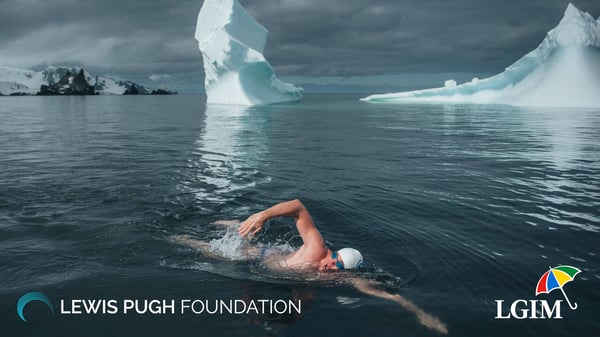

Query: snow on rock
left=0, top=65, right=152, bottom=95
left=362, top=3, right=600, bottom=108
left=0, top=66, right=44, bottom=95
left=93, top=76, right=151, bottom=95
left=39, top=69, right=95, bottom=95
left=195, top=0, right=303, bottom=106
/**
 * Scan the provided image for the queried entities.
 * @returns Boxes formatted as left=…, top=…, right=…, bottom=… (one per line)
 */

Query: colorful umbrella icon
left=535, top=265, right=581, bottom=310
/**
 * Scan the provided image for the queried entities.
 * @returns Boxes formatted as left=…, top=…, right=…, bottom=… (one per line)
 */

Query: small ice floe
left=444, top=79, right=457, bottom=87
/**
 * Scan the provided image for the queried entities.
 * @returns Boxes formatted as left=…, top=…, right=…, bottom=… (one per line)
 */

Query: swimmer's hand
left=238, top=212, right=265, bottom=237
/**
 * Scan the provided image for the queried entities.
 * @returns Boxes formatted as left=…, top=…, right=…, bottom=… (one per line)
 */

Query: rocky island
left=0, top=66, right=176, bottom=96
left=38, top=69, right=96, bottom=95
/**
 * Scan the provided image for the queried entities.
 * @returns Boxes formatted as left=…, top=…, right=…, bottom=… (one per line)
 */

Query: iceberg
left=362, top=4, right=600, bottom=108
left=195, top=0, right=303, bottom=106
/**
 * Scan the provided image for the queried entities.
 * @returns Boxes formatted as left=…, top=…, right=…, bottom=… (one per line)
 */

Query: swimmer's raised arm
left=238, top=199, right=309, bottom=236
left=348, top=277, right=448, bottom=334
left=238, top=199, right=325, bottom=247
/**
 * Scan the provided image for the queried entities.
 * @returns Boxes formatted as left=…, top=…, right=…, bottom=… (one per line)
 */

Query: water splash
left=208, top=227, right=247, bottom=260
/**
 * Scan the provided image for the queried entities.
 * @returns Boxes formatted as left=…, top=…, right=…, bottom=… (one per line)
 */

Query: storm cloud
left=0, top=0, right=598, bottom=92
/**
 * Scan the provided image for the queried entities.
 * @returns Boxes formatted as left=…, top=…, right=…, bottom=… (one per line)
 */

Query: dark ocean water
left=1, top=94, right=599, bottom=337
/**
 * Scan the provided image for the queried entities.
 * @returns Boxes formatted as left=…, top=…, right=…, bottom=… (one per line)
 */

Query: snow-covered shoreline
left=0, top=65, right=159, bottom=96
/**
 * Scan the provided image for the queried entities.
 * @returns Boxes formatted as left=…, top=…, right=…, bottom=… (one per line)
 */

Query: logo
left=17, top=292, right=55, bottom=322
left=535, top=265, right=580, bottom=310
left=15, top=292, right=301, bottom=321
left=495, top=265, right=581, bottom=319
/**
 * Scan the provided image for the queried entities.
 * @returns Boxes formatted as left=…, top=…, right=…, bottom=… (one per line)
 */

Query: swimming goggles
left=331, top=251, right=344, bottom=270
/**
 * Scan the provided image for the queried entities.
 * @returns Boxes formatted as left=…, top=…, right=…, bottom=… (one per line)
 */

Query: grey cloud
left=0, top=0, right=599, bottom=92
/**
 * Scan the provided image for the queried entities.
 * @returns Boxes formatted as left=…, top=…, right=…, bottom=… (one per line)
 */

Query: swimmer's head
left=320, top=248, right=363, bottom=271
left=337, top=248, right=363, bottom=269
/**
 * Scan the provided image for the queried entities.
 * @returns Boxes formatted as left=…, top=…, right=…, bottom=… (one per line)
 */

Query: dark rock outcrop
left=38, top=69, right=96, bottom=95
left=150, top=89, right=177, bottom=95
left=123, top=85, right=140, bottom=95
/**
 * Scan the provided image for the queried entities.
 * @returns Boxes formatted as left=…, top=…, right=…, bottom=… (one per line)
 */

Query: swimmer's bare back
left=261, top=250, right=320, bottom=271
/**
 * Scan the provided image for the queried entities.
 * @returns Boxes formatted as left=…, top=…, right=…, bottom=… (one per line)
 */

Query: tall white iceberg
left=362, top=3, right=600, bottom=108
left=195, top=0, right=303, bottom=106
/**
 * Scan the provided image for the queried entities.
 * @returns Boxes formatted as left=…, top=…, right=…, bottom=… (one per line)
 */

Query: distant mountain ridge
left=0, top=66, right=174, bottom=96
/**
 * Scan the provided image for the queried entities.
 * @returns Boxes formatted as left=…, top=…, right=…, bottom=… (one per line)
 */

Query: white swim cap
left=337, top=248, right=363, bottom=269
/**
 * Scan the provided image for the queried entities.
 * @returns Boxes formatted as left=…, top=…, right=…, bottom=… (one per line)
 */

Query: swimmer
left=237, top=199, right=363, bottom=271
left=172, top=199, right=447, bottom=334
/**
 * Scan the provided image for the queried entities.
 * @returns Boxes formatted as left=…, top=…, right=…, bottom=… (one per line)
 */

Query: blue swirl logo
left=17, top=292, right=55, bottom=322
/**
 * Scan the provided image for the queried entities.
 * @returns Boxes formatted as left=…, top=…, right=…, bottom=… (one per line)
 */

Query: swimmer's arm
left=213, top=220, right=239, bottom=226
left=347, top=277, right=448, bottom=334
left=169, top=235, right=211, bottom=252
left=238, top=199, right=323, bottom=246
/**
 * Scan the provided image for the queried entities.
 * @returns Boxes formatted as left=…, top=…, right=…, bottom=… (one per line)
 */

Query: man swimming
left=236, top=199, right=363, bottom=270
left=172, top=199, right=447, bottom=334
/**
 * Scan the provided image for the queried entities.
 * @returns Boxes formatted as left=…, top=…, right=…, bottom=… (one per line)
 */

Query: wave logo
left=17, top=292, right=55, bottom=322
left=495, top=265, right=581, bottom=319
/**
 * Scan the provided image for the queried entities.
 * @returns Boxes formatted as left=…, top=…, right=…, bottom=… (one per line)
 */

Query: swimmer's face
left=319, top=250, right=344, bottom=271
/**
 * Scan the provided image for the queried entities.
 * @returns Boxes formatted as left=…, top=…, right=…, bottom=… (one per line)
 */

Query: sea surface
left=0, top=94, right=599, bottom=337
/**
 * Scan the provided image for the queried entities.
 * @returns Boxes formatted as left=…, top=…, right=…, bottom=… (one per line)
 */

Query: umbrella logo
left=17, top=292, right=55, bottom=322
left=535, top=265, right=581, bottom=310
left=495, top=265, right=582, bottom=319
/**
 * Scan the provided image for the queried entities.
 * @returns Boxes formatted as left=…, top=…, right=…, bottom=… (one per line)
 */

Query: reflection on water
left=523, top=108, right=598, bottom=171
left=512, top=108, right=600, bottom=233
left=438, top=104, right=600, bottom=234
left=177, top=104, right=271, bottom=208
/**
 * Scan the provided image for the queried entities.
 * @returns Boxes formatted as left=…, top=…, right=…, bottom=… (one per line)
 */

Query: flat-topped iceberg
left=362, top=3, right=600, bottom=108
left=195, top=0, right=302, bottom=106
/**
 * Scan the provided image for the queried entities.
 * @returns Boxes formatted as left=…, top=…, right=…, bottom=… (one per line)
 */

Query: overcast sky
left=1, top=0, right=599, bottom=93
